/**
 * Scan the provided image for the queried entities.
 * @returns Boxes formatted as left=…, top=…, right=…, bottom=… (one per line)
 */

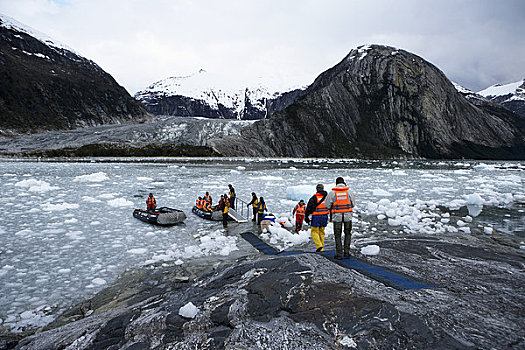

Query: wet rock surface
left=10, top=234, right=524, bottom=350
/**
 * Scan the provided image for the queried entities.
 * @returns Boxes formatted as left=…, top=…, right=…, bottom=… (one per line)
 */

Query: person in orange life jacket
left=204, top=192, right=212, bottom=204
left=146, top=193, right=156, bottom=212
left=228, top=184, right=236, bottom=210
left=203, top=200, right=212, bottom=212
left=246, top=192, right=258, bottom=222
left=326, top=177, right=356, bottom=260
left=293, top=200, right=306, bottom=232
left=218, top=194, right=229, bottom=227
left=304, top=184, right=329, bottom=252
left=196, top=197, right=203, bottom=209
left=256, top=197, right=267, bottom=225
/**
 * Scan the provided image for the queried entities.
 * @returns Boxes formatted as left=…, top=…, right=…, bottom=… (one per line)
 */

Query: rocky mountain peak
left=211, top=44, right=525, bottom=159
left=0, top=13, right=150, bottom=134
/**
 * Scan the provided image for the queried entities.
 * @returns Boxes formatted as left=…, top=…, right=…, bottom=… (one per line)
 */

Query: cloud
left=1, top=0, right=523, bottom=93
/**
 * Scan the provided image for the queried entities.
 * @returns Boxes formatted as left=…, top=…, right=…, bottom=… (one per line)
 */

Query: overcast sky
left=1, top=0, right=524, bottom=94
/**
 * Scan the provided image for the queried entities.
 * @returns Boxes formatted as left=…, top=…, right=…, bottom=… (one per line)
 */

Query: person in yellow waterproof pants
left=304, top=184, right=329, bottom=252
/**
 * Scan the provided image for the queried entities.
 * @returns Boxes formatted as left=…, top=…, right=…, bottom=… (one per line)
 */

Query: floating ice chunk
left=14, top=179, right=59, bottom=193
left=484, top=227, right=493, bottom=234
left=64, top=218, right=78, bottom=224
left=107, top=198, right=133, bottom=207
left=65, top=231, right=83, bottom=240
left=128, top=248, right=147, bottom=254
left=266, top=223, right=310, bottom=248
left=459, top=227, right=471, bottom=233
left=360, top=245, right=380, bottom=256
left=82, top=196, right=102, bottom=203
left=387, top=218, right=400, bottom=226
left=73, top=172, right=109, bottom=182
left=91, top=278, right=106, bottom=286
left=174, top=259, right=184, bottom=265
left=41, top=202, right=79, bottom=211
left=457, top=220, right=467, bottom=227
left=137, top=176, right=153, bottom=181
left=514, top=194, right=525, bottom=203
left=286, top=185, right=315, bottom=201
left=377, top=214, right=386, bottom=220
left=473, top=163, right=496, bottom=171
left=98, top=193, right=116, bottom=199
left=236, top=166, right=246, bottom=170
left=179, top=302, right=198, bottom=318
left=58, top=268, right=71, bottom=274
left=467, top=193, right=484, bottom=205
left=15, top=229, right=33, bottom=237
left=372, top=189, right=392, bottom=196
left=464, top=216, right=473, bottom=223
left=256, top=175, right=284, bottom=181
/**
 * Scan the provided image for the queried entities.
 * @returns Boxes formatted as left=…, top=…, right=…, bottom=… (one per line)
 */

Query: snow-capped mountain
left=477, top=79, right=525, bottom=118
left=135, top=69, right=305, bottom=120
left=0, top=13, right=149, bottom=134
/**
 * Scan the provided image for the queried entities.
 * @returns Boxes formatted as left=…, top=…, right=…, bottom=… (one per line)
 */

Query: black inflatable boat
left=133, top=207, right=186, bottom=226
left=191, top=205, right=223, bottom=221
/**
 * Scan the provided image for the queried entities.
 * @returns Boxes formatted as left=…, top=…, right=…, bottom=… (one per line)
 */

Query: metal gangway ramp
left=228, top=197, right=250, bottom=223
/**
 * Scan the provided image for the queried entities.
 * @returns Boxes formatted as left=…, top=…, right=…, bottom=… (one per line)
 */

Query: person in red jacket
left=293, top=200, right=306, bottom=232
left=146, top=193, right=156, bottom=212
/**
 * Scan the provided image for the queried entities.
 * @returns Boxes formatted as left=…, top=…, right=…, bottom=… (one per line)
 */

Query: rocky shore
left=5, top=226, right=524, bottom=350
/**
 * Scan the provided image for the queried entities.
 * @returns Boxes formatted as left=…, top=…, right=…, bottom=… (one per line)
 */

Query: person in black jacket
left=246, top=192, right=258, bottom=222
left=304, top=184, right=329, bottom=252
left=228, top=184, right=236, bottom=210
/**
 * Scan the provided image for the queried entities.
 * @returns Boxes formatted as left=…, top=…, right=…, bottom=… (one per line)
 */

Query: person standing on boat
left=146, top=193, right=156, bottom=212
left=219, top=194, right=229, bottom=228
left=304, top=184, right=329, bottom=252
left=228, top=184, right=236, bottom=210
left=204, top=192, right=212, bottom=204
left=247, top=192, right=258, bottom=222
left=293, top=200, right=306, bottom=232
left=256, top=197, right=268, bottom=224
left=326, top=177, right=355, bottom=260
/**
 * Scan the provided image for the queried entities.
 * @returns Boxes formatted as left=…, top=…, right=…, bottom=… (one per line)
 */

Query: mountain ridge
left=211, top=45, right=525, bottom=159
left=0, top=13, right=150, bottom=134
left=135, top=69, right=305, bottom=120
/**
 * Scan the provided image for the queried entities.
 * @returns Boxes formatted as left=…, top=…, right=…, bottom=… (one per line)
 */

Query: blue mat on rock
left=240, top=231, right=434, bottom=290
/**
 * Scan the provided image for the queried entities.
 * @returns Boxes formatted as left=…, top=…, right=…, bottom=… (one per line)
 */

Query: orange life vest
left=331, top=186, right=353, bottom=213
left=147, top=196, right=156, bottom=209
left=204, top=194, right=211, bottom=203
left=295, top=204, right=305, bottom=217
left=195, top=199, right=200, bottom=207
left=204, top=201, right=211, bottom=211
left=312, top=193, right=329, bottom=216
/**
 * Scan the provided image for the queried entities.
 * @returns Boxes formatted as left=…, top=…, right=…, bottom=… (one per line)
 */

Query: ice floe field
left=1, top=158, right=524, bottom=334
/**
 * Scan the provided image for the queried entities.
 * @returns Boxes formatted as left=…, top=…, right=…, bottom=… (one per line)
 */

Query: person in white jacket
left=326, top=177, right=355, bottom=260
